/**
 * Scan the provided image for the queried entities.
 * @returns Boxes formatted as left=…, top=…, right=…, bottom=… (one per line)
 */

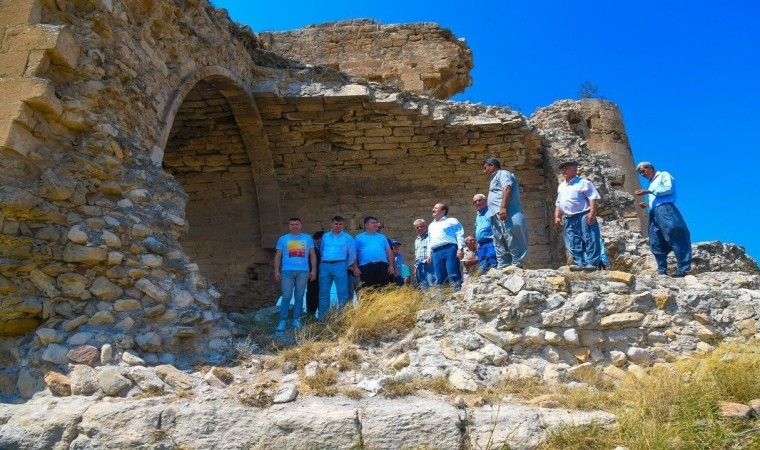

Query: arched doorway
left=161, top=74, right=280, bottom=310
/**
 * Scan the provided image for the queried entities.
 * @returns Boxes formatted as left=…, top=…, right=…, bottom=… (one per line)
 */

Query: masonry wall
left=257, top=19, right=473, bottom=100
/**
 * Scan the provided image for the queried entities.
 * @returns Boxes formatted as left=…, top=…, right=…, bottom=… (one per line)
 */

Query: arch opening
left=163, top=77, right=278, bottom=310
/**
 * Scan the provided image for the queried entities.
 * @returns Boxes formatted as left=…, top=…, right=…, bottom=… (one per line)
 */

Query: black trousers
left=359, top=262, right=392, bottom=288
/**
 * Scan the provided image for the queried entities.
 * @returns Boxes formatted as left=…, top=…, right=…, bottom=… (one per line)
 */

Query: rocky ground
left=1, top=241, right=758, bottom=449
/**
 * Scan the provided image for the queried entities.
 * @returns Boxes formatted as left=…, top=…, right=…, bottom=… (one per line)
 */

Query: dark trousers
left=359, top=262, right=391, bottom=288
left=649, top=203, right=692, bottom=273
left=306, top=278, right=319, bottom=314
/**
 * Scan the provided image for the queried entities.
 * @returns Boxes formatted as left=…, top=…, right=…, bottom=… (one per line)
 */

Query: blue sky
left=212, top=0, right=760, bottom=260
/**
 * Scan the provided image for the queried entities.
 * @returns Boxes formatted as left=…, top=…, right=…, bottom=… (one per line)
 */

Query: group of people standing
left=273, top=156, right=692, bottom=332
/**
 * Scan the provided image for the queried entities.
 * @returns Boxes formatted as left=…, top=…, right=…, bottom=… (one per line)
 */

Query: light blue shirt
left=354, top=232, right=391, bottom=265
left=643, top=171, right=677, bottom=209
left=474, top=207, right=493, bottom=243
left=427, top=216, right=465, bottom=252
left=320, top=231, right=356, bottom=265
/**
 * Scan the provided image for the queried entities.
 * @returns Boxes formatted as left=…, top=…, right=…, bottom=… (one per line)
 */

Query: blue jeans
left=491, top=213, right=528, bottom=268
left=319, top=261, right=349, bottom=316
left=563, top=210, right=601, bottom=267
left=415, top=261, right=435, bottom=290
left=279, top=270, right=308, bottom=321
left=649, top=203, right=692, bottom=273
left=431, top=244, right=462, bottom=291
left=477, top=240, right=497, bottom=273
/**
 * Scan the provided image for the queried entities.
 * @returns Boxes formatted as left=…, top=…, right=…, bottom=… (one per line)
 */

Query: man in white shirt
left=554, top=160, right=602, bottom=272
left=426, top=203, right=465, bottom=291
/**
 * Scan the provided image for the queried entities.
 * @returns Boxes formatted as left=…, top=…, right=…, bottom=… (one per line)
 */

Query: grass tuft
left=303, top=368, right=339, bottom=397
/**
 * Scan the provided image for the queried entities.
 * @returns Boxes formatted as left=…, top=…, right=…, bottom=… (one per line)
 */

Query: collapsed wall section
left=257, top=19, right=473, bottom=100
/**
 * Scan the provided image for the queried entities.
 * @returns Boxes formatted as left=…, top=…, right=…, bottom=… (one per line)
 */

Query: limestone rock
left=121, top=351, right=145, bottom=366
left=272, top=383, right=298, bottom=403
left=448, top=367, right=477, bottom=391
left=44, top=371, right=71, bottom=396
left=89, top=276, right=123, bottom=300
left=98, top=368, right=131, bottom=396
left=719, top=402, right=753, bottom=419
left=155, top=364, right=194, bottom=391
left=70, top=365, right=99, bottom=395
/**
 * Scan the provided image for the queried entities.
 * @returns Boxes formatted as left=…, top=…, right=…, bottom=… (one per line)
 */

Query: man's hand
left=456, top=249, right=464, bottom=261
left=498, top=207, right=507, bottom=221
left=426, top=256, right=431, bottom=264
left=554, top=216, right=563, bottom=228
left=638, top=201, right=647, bottom=209
left=586, top=212, right=597, bottom=225
left=388, top=265, right=397, bottom=275
left=309, top=270, right=316, bottom=281
left=274, top=270, right=281, bottom=282
left=634, top=189, right=650, bottom=196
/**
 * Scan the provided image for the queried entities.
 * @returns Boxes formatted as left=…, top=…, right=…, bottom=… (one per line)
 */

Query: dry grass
left=302, top=368, right=339, bottom=397
left=338, top=286, right=430, bottom=344
left=342, top=386, right=365, bottom=399
left=337, top=347, right=362, bottom=371
left=542, top=341, right=760, bottom=450
left=238, top=387, right=273, bottom=408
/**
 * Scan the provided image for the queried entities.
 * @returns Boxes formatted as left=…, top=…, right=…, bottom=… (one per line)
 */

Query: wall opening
left=163, top=77, right=267, bottom=310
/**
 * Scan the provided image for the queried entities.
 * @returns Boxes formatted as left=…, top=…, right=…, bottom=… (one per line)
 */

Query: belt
left=478, top=238, right=493, bottom=245
left=432, top=243, right=456, bottom=252
left=321, top=260, right=345, bottom=264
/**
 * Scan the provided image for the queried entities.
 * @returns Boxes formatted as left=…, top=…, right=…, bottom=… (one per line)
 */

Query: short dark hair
left=312, top=231, right=324, bottom=239
left=288, top=217, right=301, bottom=223
left=331, top=215, right=345, bottom=222
left=440, top=204, right=449, bottom=215
left=363, top=216, right=378, bottom=225
left=484, top=157, right=501, bottom=169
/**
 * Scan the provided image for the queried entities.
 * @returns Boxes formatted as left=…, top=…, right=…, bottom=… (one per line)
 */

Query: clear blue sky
left=212, top=0, right=760, bottom=260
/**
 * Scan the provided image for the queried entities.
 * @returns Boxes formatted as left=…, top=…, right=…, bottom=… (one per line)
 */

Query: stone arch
left=159, top=67, right=281, bottom=310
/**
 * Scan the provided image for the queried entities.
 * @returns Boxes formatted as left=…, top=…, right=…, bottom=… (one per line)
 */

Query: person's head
left=432, top=203, right=448, bottom=220
left=413, top=219, right=427, bottom=236
left=465, top=235, right=476, bottom=250
left=330, top=215, right=345, bottom=234
left=377, top=221, right=384, bottom=232
left=391, top=240, right=402, bottom=254
left=636, top=162, right=656, bottom=180
left=363, top=216, right=380, bottom=233
left=472, top=193, right=487, bottom=210
left=288, top=218, right=302, bottom=234
left=558, top=160, right=579, bottom=181
left=312, top=230, right=324, bottom=246
left=483, top=157, right=501, bottom=176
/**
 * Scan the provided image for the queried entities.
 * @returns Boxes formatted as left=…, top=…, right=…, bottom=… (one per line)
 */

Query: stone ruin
left=0, top=0, right=758, bottom=412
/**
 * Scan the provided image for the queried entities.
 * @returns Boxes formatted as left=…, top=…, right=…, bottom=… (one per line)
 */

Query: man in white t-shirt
left=554, top=160, right=602, bottom=272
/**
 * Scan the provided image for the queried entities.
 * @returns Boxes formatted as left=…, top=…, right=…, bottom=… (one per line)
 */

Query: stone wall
left=0, top=0, right=645, bottom=388
left=257, top=19, right=473, bottom=100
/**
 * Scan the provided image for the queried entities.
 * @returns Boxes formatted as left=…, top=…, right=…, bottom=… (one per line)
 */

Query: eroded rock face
left=257, top=19, right=474, bottom=100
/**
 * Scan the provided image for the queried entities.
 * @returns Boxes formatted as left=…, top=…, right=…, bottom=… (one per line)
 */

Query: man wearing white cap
left=554, top=160, right=602, bottom=271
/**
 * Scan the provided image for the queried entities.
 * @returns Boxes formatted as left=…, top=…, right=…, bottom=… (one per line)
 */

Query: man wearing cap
left=634, top=162, right=692, bottom=277
left=483, top=157, right=528, bottom=268
left=472, top=193, right=498, bottom=273
left=412, top=219, right=435, bottom=290
left=319, top=216, right=356, bottom=318
left=554, top=160, right=602, bottom=272
left=427, top=203, right=466, bottom=291
left=352, top=216, right=396, bottom=288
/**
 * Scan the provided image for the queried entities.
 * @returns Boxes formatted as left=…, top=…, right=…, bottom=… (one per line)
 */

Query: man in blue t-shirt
left=274, top=218, right=316, bottom=332
left=353, top=216, right=396, bottom=288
